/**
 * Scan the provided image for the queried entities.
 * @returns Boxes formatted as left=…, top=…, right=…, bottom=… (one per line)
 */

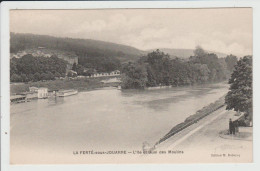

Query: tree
left=193, top=46, right=206, bottom=57
left=225, top=54, right=238, bottom=72
left=10, top=54, right=67, bottom=82
left=40, top=73, right=49, bottom=80
left=20, top=74, right=29, bottom=82
left=194, top=64, right=210, bottom=83
left=27, top=74, right=34, bottom=81
left=191, top=47, right=226, bottom=82
left=75, top=64, right=85, bottom=75
left=72, top=62, right=77, bottom=71
left=10, top=74, right=22, bottom=82
left=145, top=49, right=171, bottom=86
left=121, top=62, right=148, bottom=89
left=225, top=56, right=252, bottom=120
left=54, top=72, right=61, bottom=78
left=46, top=71, right=55, bottom=80
left=33, top=72, right=41, bottom=81
left=10, top=59, right=18, bottom=75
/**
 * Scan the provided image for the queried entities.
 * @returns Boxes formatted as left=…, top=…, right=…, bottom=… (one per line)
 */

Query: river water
left=10, top=83, right=229, bottom=163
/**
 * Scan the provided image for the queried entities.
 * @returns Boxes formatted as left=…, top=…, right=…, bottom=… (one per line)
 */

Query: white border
left=1, top=1, right=260, bottom=171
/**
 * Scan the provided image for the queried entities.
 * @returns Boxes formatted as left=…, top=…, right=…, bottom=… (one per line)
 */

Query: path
left=154, top=107, right=253, bottom=163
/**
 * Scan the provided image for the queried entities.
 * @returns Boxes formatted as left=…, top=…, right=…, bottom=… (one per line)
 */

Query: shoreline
left=153, top=95, right=226, bottom=147
left=10, top=76, right=121, bottom=95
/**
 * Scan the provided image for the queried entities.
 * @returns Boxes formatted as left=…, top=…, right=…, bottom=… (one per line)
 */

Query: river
left=10, top=82, right=229, bottom=164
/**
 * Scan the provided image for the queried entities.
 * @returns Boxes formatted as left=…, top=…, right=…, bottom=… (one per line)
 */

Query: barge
left=58, top=89, right=78, bottom=97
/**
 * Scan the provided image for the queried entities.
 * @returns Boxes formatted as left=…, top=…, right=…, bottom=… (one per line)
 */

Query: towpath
left=155, top=106, right=253, bottom=163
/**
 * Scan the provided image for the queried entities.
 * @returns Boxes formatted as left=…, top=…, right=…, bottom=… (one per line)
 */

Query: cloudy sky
left=10, top=8, right=252, bottom=56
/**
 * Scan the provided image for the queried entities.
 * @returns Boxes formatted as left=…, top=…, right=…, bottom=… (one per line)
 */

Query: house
left=67, top=70, right=77, bottom=77
left=90, top=70, right=121, bottom=78
left=110, top=70, right=120, bottom=75
left=29, top=87, right=39, bottom=92
left=38, top=88, right=48, bottom=99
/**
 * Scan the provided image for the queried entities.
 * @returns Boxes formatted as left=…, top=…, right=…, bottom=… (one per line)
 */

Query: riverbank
left=147, top=106, right=252, bottom=163
left=155, top=95, right=226, bottom=146
left=10, top=76, right=120, bottom=94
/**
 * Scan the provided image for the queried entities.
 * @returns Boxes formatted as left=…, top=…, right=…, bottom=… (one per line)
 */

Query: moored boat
left=146, top=85, right=172, bottom=90
left=58, top=89, right=78, bottom=97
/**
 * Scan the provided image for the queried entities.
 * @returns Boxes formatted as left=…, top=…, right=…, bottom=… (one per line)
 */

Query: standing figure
left=229, top=119, right=233, bottom=135
left=234, top=120, right=239, bottom=134
left=232, top=120, right=236, bottom=135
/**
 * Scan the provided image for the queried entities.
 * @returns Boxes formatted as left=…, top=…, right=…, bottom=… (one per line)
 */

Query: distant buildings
left=91, top=70, right=121, bottom=78
left=67, top=70, right=78, bottom=77
left=29, top=86, right=38, bottom=93
left=110, top=70, right=120, bottom=75
left=10, top=86, right=50, bottom=103
left=38, top=88, right=48, bottom=99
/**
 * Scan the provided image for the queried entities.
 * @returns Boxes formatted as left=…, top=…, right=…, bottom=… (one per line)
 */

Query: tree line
left=10, top=54, right=67, bottom=82
left=225, top=56, right=252, bottom=123
left=121, top=47, right=238, bottom=89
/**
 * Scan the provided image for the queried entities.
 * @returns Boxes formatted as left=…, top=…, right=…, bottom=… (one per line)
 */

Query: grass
left=10, top=76, right=120, bottom=94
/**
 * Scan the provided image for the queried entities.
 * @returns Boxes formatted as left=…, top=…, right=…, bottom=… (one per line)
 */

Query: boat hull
left=58, top=90, right=78, bottom=97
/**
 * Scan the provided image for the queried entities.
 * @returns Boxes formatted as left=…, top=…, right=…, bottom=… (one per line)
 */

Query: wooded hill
left=10, top=33, right=229, bottom=62
left=10, top=32, right=145, bottom=63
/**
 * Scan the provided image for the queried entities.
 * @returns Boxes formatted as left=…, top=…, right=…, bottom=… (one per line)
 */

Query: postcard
left=1, top=1, right=258, bottom=170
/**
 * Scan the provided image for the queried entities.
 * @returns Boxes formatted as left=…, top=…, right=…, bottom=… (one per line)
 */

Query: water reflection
left=48, top=96, right=65, bottom=106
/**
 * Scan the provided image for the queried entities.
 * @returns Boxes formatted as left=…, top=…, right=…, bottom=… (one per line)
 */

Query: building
left=10, top=51, right=27, bottom=59
left=91, top=70, right=121, bottom=78
left=67, top=70, right=77, bottom=77
left=29, top=87, right=39, bottom=92
left=38, top=88, right=48, bottom=99
left=110, top=70, right=120, bottom=76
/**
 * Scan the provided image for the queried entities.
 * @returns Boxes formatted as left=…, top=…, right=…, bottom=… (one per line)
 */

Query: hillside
left=11, top=33, right=228, bottom=65
left=148, top=48, right=227, bottom=59
left=10, top=33, right=145, bottom=62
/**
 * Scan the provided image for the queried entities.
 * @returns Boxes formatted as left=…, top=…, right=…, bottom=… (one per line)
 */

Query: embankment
left=156, top=95, right=225, bottom=145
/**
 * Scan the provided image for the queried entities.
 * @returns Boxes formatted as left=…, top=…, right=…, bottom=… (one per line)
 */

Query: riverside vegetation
left=10, top=46, right=239, bottom=94
left=225, top=56, right=253, bottom=124
left=121, top=47, right=238, bottom=89
left=155, top=55, right=253, bottom=145
left=10, top=33, right=237, bottom=88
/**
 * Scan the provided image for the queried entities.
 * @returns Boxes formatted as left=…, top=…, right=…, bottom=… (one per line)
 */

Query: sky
left=10, top=8, right=252, bottom=57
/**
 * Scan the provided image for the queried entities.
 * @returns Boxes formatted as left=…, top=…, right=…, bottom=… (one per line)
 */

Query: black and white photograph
left=6, top=7, right=253, bottom=164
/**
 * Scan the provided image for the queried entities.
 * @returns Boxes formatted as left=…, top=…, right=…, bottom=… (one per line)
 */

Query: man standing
left=229, top=118, right=233, bottom=134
